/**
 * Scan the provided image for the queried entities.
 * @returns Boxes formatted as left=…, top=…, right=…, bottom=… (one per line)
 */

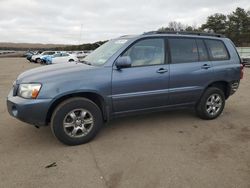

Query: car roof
left=118, top=31, right=226, bottom=40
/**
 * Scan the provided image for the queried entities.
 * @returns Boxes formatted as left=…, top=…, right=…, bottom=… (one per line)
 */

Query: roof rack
left=143, top=31, right=225, bottom=38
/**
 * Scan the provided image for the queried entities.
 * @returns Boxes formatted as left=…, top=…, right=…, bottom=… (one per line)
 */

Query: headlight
left=18, top=83, right=42, bottom=99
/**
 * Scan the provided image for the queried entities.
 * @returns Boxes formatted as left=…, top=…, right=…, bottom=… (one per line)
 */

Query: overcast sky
left=0, top=0, right=249, bottom=44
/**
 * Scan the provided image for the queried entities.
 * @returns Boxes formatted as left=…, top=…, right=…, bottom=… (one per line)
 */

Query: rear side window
left=205, top=40, right=229, bottom=60
left=61, top=53, right=69, bottom=56
left=196, top=39, right=209, bottom=61
left=169, top=38, right=198, bottom=63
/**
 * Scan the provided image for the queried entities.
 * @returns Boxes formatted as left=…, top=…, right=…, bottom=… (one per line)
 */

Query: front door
left=111, top=38, right=169, bottom=113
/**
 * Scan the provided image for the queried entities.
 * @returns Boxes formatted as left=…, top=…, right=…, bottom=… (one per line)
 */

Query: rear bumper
left=7, top=91, right=52, bottom=126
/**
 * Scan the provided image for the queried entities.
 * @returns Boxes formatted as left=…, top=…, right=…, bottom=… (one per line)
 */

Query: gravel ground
left=0, top=58, right=250, bottom=188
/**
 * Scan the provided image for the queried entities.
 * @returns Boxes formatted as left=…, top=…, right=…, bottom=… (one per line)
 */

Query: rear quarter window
left=205, top=40, right=229, bottom=61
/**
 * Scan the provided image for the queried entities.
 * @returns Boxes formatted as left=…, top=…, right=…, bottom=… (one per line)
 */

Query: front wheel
left=51, top=97, right=103, bottom=145
left=36, top=58, right=42, bottom=63
left=196, top=87, right=225, bottom=120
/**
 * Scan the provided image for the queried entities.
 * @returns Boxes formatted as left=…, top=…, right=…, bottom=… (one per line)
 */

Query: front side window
left=205, top=40, right=229, bottom=60
left=53, top=53, right=61, bottom=57
left=169, top=38, right=198, bottom=63
left=61, top=53, right=69, bottom=57
left=122, top=38, right=165, bottom=67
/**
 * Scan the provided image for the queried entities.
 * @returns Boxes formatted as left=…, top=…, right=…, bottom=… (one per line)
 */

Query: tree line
left=0, top=41, right=107, bottom=51
left=54, top=41, right=107, bottom=51
left=158, top=7, right=250, bottom=46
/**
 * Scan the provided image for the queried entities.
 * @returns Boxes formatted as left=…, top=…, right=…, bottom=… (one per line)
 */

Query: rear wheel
left=51, top=97, right=103, bottom=145
left=196, top=87, right=225, bottom=120
left=40, top=60, right=45, bottom=64
left=68, top=59, right=74, bottom=62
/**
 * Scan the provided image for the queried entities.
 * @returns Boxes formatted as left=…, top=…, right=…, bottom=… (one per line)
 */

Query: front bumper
left=7, top=90, right=52, bottom=127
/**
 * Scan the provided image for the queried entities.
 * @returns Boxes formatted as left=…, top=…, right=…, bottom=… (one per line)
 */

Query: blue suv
left=7, top=31, right=243, bottom=145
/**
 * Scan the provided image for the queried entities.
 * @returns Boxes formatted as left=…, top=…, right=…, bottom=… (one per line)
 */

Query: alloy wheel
left=63, top=109, right=94, bottom=138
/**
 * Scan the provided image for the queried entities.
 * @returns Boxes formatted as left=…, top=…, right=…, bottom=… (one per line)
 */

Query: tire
left=68, top=59, right=74, bottom=62
left=196, top=87, right=225, bottom=120
left=35, top=58, right=41, bottom=63
left=51, top=97, right=103, bottom=145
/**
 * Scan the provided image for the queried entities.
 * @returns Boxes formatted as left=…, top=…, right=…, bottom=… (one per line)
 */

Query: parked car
left=25, top=51, right=35, bottom=62
left=39, top=54, right=53, bottom=64
left=41, top=52, right=78, bottom=64
left=31, top=51, right=59, bottom=63
left=74, top=51, right=92, bottom=59
left=241, top=55, right=250, bottom=66
left=7, top=31, right=243, bottom=145
left=25, top=51, right=41, bottom=62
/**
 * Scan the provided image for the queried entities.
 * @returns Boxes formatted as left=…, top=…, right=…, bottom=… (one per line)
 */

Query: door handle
left=201, top=64, right=211, bottom=69
left=157, top=68, right=168, bottom=73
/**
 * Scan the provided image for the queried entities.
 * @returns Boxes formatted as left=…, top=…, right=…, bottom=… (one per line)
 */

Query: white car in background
left=31, top=51, right=59, bottom=63
left=241, top=55, right=250, bottom=66
left=74, top=51, right=92, bottom=60
left=50, top=52, right=78, bottom=64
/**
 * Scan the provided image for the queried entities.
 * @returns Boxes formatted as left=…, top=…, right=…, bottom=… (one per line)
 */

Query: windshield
left=84, top=39, right=129, bottom=66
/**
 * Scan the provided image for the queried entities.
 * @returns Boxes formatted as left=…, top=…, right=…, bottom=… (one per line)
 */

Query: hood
left=17, top=62, right=95, bottom=83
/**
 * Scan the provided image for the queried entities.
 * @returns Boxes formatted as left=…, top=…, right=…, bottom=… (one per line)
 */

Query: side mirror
left=115, top=56, right=132, bottom=69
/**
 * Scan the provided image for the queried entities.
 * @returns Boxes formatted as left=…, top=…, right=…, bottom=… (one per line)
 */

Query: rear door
left=53, top=53, right=68, bottom=63
left=168, top=37, right=213, bottom=105
left=60, top=53, right=70, bottom=63
left=52, top=53, right=62, bottom=63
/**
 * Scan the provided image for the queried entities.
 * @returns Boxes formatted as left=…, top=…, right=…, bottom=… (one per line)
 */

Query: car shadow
left=12, top=108, right=197, bottom=147
left=97, top=108, right=198, bottom=138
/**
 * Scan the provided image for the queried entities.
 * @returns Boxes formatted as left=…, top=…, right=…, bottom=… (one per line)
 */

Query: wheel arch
left=46, top=92, right=108, bottom=125
left=35, top=57, right=41, bottom=63
left=205, top=81, right=231, bottom=99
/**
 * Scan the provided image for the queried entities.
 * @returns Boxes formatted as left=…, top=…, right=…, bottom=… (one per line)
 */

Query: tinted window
left=122, top=38, right=165, bottom=67
left=53, top=53, right=62, bottom=57
left=61, top=53, right=69, bottom=56
left=43, top=52, right=55, bottom=55
left=169, top=38, right=198, bottom=63
left=196, top=39, right=209, bottom=61
left=205, top=40, right=229, bottom=60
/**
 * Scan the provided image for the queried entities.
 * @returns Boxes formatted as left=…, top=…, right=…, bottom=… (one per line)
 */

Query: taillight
left=240, top=64, right=244, bottom=79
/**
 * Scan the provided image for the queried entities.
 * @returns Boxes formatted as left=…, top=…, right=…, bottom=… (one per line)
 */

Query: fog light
left=12, top=105, right=18, bottom=117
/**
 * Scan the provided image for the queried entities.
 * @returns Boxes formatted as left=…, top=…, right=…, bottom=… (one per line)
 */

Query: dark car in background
left=25, top=51, right=38, bottom=62
left=7, top=31, right=243, bottom=145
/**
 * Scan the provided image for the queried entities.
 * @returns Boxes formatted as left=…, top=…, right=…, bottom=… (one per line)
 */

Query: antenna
left=79, top=24, right=83, bottom=45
